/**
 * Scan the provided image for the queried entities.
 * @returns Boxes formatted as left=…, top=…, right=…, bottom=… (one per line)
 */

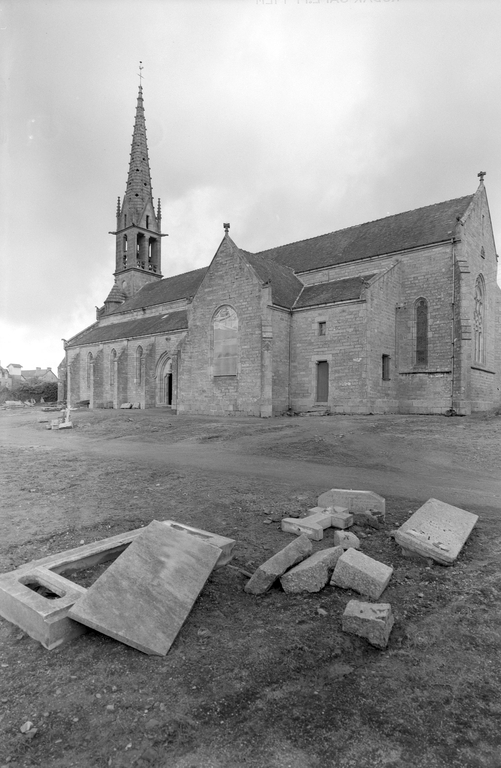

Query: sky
left=1, top=0, right=500, bottom=372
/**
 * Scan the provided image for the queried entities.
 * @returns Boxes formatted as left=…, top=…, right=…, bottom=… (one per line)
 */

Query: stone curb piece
left=318, top=489, right=385, bottom=521
left=394, top=498, right=478, bottom=565
left=330, top=548, right=393, bottom=600
left=281, top=518, right=324, bottom=541
left=333, top=531, right=360, bottom=550
left=280, top=546, right=344, bottom=593
left=244, top=535, right=312, bottom=595
left=342, top=600, right=394, bottom=648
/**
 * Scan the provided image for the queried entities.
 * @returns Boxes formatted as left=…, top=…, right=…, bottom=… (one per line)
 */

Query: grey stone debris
left=342, top=600, right=394, bottom=648
left=330, top=548, right=393, bottom=600
left=244, top=534, right=312, bottom=595
left=318, top=489, right=385, bottom=521
left=280, top=546, right=344, bottom=593
left=333, top=530, right=360, bottom=550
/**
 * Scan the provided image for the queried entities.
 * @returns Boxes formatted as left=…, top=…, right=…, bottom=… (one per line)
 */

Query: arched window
left=86, top=352, right=93, bottom=389
left=110, top=349, right=116, bottom=386
left=213, top=306, right=238, bottom=376
left=474, top=276, right=485, bottom=365
left=415, top=298, right=428, bottom=366
left=136, top=346, right=143, bottom=385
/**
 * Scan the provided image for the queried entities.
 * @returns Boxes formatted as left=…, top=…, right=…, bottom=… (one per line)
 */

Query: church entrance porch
left=156, top=356, right=173, bottom=407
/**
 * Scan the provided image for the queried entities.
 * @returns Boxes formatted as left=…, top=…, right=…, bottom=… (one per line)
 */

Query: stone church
left=64, top=85, right=501, bottom=416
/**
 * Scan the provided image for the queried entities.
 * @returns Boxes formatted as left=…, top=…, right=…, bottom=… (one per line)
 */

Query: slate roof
left=110, top=267, right=207, bottom=315
left=22, top=368, right=56, bottom=379
left=294, top=275, right=375, bottom=309
left=255, top=195, right=474, bottom=274
left=242, top=251, right=303, bottom=309
left=67, top=310, right=188, bottom=348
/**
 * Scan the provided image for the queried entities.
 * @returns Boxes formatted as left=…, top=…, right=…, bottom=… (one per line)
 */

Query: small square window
left=382, top=354, right=390, bottom=381
left=318, top=322, right=326, bottom=336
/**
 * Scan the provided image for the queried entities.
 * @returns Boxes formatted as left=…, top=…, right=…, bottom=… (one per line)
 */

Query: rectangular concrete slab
left=318, top=489, right=385, bottom=520
left=68, top=521, right=220, bottom=655
left=394, top=498, right=478, bottom=565
left=0, top=521, right=232, bottom=650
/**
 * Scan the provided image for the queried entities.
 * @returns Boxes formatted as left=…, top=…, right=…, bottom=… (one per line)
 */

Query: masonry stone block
left=244, top=535, right=312, bottom=595
left=333, top=531, right=360, bottom=550
left=280, top=546, right=344, bottom=593
left=342, top=600, right=394, bottom=648
left=330, top=548, right=393, bottom=600
left=318, top=489, right=385, bottom=520
left=281, top=518, right=324, bottom=541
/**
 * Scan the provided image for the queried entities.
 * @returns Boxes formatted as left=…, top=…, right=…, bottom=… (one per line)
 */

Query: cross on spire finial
left=223, top=222, right=230, bottom=234
left=478, top=170, right=486, bottom=183
left=138, top=61, right=144, bottom=86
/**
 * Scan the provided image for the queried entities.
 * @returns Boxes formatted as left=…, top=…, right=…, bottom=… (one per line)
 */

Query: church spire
left=108, top=67, right=164, bottom=303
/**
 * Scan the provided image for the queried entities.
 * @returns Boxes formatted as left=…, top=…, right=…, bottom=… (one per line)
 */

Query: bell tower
left=109, top=67, right=164, bottom=303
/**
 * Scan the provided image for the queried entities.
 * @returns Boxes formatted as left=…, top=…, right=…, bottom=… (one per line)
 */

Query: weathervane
left=138, top=61, right=144, bottom=85
left=478, top=171, right=486, bottom=182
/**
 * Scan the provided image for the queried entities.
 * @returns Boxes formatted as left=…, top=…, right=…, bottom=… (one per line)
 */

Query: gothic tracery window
left=213, top=306, right=238, bottom=376
left=474, top=276, right=485, bottom=365
left=415, top=298, right=428, bottom=366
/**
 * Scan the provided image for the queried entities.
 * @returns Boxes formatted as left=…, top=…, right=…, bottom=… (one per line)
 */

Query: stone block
left=342, top=600, right=394, bottom=648
left=58, top=421, right=73, bottom=430
left=120, top=403, right=132, bottom=409
left=330, top=548, right=393, bottom=600
left=281, top=518, right=324, bottom=541
left=69, top=521, right=220, bottom=655
left=244, top=535, right=312, bottom=595
left=333, top=531, right=360, bottom=550
left=131, top=402, right=141, bottom=409
left=303, top=510, right=333, bottom=529
left=329, top=507, right=354, bottom=529
left=318, top=489, right=385, bottom=520
left=280, top=546, right=344, bottom=593
left=393, top=498, right=478, bottom=565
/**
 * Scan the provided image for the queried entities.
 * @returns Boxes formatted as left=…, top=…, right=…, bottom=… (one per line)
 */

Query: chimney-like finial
left=478, top=171, right=486, bottom=183
left=223, top=222, right=230, bottom=234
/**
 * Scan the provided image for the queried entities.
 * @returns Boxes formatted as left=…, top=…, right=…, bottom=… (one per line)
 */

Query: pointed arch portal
left=156, top=355, right=172, bottom=406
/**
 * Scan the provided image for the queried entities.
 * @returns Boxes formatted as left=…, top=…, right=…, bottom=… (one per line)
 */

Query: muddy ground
left=0, top=407, right=500, bottom=768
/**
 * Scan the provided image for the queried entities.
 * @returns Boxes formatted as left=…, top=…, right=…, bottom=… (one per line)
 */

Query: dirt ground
left=0, top=407, right=500, bottom=768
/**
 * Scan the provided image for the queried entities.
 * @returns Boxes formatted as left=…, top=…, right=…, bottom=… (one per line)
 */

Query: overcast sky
left=1, top=0, right=500, bottom=372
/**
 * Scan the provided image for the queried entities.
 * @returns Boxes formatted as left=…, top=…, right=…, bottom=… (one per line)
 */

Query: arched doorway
left=156, top=355, right=172, bottom=406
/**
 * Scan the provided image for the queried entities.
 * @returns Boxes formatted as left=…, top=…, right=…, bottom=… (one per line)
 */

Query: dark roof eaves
left=293, top=297, right=366, bottom=312
left=66, top=325, right=186, bottom=349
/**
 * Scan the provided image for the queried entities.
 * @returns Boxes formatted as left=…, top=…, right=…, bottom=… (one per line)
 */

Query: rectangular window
left=318, top=322, right=326, bottom=336
left=382, top=354, right=390, bottom=381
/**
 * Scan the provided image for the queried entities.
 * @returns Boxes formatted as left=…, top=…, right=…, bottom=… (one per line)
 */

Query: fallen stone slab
left=333, top=531, right=360, bottom=550
left=58, top=421, right=73, bottom=430
left=330, top=548, right=393, bottom=600
left=69, top=521, right=220, bottom=655
left=318, top=489, right=385, bottom=521
left=394, top=498, right=478, bottom=565
left=0, top=521, right=234, bottom=650
left=329, top=507, right=354, bottom=529
left=280, top=546, right=344, bottom=593
left=131, top=402, right=141, bottom=409
left=120, top=403, right=132, bottom=409
left=245, top=535, right=312, bottom=595
left=342, top=600, right=394, bottom=648
left=281, top=518, right=324, bottom=541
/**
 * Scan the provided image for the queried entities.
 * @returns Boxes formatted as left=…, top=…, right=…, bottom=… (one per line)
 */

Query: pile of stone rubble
left=244, top=488, right=478, bottom=649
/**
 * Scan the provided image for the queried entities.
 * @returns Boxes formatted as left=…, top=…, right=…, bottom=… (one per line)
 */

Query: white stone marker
left=329, top=507, right=354, bottom=529
left=342, top=600, right=394, bottom=648
left=394, top=498, right=478, bottom=565
left=333, top=530, right=360, bottom=550
left=330, top=548, right=393, bottom=600
left=281, top=518, right=324, bottom=541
